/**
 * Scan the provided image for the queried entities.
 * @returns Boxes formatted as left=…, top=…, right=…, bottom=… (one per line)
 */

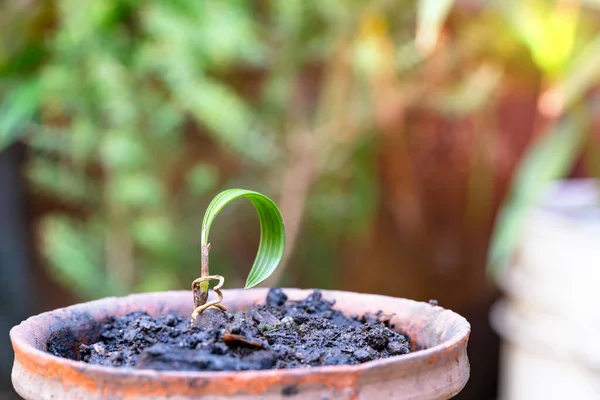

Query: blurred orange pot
left=10, top=288, right=470, bottom=400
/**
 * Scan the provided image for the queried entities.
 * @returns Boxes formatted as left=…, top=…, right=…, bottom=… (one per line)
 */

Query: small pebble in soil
left=50, top=289, right=412, bottom=372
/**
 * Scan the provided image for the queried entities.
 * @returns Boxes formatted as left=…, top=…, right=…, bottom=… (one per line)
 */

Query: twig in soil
left=222, top=333, right=264, bottom=348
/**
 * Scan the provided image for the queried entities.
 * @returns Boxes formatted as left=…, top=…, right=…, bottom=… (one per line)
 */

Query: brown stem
left=201, top=243, right=210, bottom=278
left=193, top=243, right=211, bottom=309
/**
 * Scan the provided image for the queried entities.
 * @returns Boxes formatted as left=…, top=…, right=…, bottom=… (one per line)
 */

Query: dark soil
left=48, top=289, right=412, bottom=372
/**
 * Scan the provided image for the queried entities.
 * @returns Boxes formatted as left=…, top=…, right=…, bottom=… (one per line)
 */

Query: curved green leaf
left=201, top=189, right=286, bottom=289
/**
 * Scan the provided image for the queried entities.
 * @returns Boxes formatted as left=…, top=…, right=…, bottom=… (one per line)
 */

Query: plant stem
left=201, top=242, right=210, bottom=278
left=193, top=243, right=211, bottom=309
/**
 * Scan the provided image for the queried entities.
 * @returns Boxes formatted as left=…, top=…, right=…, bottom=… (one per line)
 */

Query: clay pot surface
left=10, top=288, right=470, bottom=399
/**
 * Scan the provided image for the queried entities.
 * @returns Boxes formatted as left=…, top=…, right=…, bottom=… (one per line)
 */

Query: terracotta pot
left=10, top=288, right=470, bottom=399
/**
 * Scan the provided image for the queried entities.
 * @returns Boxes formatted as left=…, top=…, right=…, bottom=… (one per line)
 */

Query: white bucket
left=490, top=179, right=600, bottom=400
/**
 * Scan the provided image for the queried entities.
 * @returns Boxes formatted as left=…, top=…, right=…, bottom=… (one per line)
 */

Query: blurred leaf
left=540, top=35, right=600, bottom=117
left=42, top=216, right=124, bottom=299
left=346, top=139, right=378, bottom=234
left=396, top=41, right=424, bottom=73
left=138, top=91, right=183, bottom=138
left=272, top=0, right=304, bottom=38
left=416, top=0, right=454, bottom=54
left=39, top=63, right=71, bottom=97
left=583, top=133, right=600, bottom=179
left=135, top=267, right=180, bottom=293
left=0, top=79, right=41, bottom=149
left=200, top=2, right=265, bottom=67
left=187, top=79, right=275, bottom=163
left=142, top=1, right=264, bottom=68
left=0, top=0, right=50, bottom=75
left=25, top=123, right=96, bottom=164
left=201, top=189, right=286, bottom=289
left=581, top=0, right=600, bottom=9
left=354, top=12, right=394, bottom=76
left=0, top=44, right=47, bottom=77
left=488, top=115, right=587, bottom=279
left=69, top=119, right=99, bottom=162
left=27, top=158, right=97, bottom=203
left=27, top=126, right=68, bottom=154
left=100, top=134, right=146, bottom=169
left=505, top=0, right=579, bottom=77
left=434, top=64, right=504, bottom=117
left=131, top=214, right=174, bottom=253
left=109, top=173, right=165, bottom=208
left=89, top=55, right=137, bottom=127
left=308, top=139, right=378, bottom=236
left=186, top=163, right=218, bottom=196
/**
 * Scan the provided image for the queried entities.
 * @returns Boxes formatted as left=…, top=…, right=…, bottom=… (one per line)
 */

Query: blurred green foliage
left=0, top=0, right=385, bottom=297
left=486, top=1, right=600, bottom=277
left=1, top=0, right=600, bottom=298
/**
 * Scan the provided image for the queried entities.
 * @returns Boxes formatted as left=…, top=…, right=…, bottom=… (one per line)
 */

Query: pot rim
left=10, top=288, right=470, bottom=379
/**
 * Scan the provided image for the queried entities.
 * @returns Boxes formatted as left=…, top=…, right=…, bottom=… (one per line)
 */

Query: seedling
left=191, top=189, right=286, bottom=321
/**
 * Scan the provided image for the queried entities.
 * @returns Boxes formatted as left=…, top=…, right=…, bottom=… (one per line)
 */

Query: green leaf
left=201, top=189, right=286, bottom=289
left=487, top=115, right=587, bottom=279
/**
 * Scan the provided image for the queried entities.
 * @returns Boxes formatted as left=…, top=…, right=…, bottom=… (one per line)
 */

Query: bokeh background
left=2, top=0, right=600, bottom=399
